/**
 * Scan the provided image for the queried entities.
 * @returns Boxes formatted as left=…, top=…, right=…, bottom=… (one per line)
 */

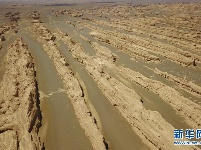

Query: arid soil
left=0, top=2, right=201, bottom=150
left=0, top=38, right=43, bottom=149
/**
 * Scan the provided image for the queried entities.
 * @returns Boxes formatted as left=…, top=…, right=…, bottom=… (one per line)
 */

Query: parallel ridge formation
left=0, top=2, right=201, bottom=150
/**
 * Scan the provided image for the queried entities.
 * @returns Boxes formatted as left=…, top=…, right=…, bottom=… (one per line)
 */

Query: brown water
left=21, top=32, right=93, bottom=150
left=111, top=72, right=191, bottom=130
left=58, top=41, right=149, bottom=150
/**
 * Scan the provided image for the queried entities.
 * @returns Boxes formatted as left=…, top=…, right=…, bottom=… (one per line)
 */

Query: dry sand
left=0, top=37, right=43, bottom=149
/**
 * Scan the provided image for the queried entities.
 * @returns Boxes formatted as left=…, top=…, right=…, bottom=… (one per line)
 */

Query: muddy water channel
left=58, top=41, right=149, bottom=150
left=27, top=16, right=149, bottom=149
left=21, top=33, right=93, bottom=150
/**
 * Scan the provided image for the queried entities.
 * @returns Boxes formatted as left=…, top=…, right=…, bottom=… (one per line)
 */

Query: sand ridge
left=0, top=37, right=43, bottom=150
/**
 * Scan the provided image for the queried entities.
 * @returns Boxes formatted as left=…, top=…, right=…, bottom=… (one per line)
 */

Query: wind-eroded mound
left=0, top=38, right=43, bottom=150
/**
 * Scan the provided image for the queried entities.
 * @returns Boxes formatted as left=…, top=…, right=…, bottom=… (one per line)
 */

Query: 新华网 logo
left=174, top=129, right=201, bottom=145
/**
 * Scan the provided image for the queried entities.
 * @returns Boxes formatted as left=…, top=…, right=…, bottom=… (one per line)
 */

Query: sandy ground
left=0, top=37, right=43, bottom=149
left=0, top=1, right=201, bottom=150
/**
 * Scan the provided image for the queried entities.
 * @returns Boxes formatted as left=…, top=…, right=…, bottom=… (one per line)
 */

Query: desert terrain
left=0, top=1, right=201, bottom=150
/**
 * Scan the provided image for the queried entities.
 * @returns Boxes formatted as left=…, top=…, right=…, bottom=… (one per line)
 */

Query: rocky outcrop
left=29, top=11, right=40, bottom=20
left=5, top=12, right=12, bottom=18
left=0, top=23, right=16, bottom=44
left=9, top=12, right=20, bottom=22
left=0, top=24, right=11, bottom=51
left=67, top=9, right=83, bottom=17
left=29, top=11, right=42, bottom=24
left=0, top=24, right=11, bottom=36
left=89, top=28, right=161, bottom=63
left=91, top=42, right=118, bottom=64
left=71, top=12, right=83, bottom=17
left=0, top=37, right=43, bottom=150
left=0, top=12, right=19, bottom=44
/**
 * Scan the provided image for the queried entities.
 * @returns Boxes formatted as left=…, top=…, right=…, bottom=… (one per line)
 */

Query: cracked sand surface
left=0, top=38, right=43, bottom=150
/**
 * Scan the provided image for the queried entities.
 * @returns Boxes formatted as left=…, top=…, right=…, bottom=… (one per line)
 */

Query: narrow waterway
left=21, top=32, right=93, bottom=150
left=63, top=23, right=193, bottom=131
left=58, top=41, right=149, bottom=150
